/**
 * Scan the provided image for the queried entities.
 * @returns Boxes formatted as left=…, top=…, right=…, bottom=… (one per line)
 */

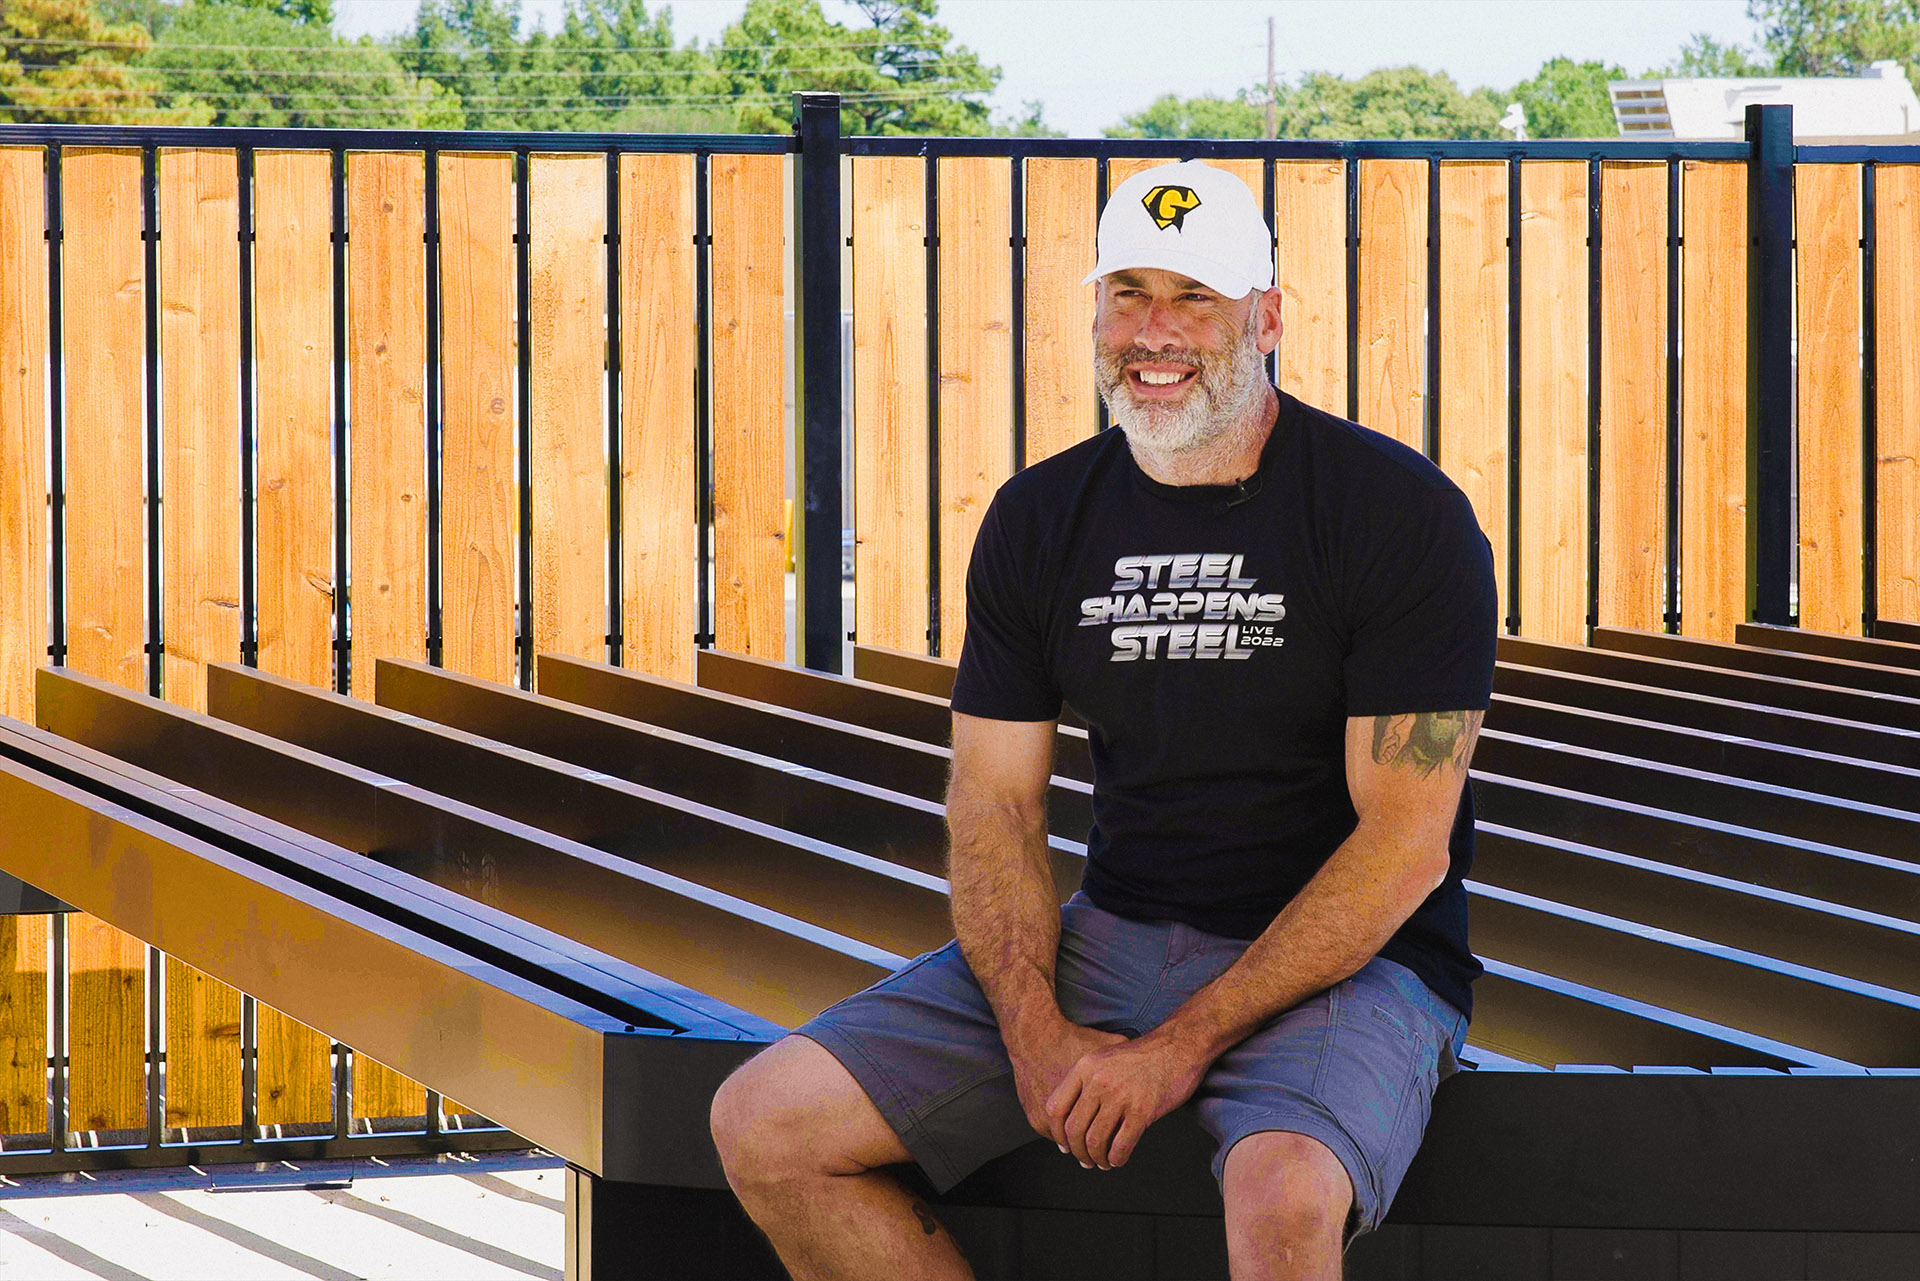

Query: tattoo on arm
left=909, top=1199, right=942, bottom=1236
left=1370, top=710, right=1483, bottom=778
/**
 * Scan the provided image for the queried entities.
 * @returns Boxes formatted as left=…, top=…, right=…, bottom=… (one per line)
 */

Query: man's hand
left=1007, top=1020, right=1126, bottom=1142
left=1044, top=1032, right=1210, bottom=1171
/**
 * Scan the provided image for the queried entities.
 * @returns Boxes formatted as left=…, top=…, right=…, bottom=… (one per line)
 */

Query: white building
left=1610, top=60, right=1920, bottom=139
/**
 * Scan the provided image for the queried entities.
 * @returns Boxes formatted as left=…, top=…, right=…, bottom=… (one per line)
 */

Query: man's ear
left=1254, top=286, right=1285, bottom=355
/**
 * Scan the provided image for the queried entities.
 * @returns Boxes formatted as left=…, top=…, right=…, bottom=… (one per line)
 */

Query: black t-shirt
left=951, top=390, right=1497, bottom=1019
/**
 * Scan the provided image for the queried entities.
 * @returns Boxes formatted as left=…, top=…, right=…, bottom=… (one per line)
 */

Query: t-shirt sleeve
left=1342, top=487, right=1498, bottom=717
left=950, top=496, right=1063, bottom=722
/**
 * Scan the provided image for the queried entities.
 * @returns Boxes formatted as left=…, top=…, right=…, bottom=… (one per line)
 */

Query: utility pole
left=1265, top=16, right=1277, bottom=140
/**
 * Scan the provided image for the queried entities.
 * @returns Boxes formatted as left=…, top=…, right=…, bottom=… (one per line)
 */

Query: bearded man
left=711, top=160, right=1498, bottom=1280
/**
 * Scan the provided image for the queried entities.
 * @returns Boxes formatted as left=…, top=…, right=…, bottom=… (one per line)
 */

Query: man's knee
left=1222, top=1130, right=1355, bottom=1249
left=709, top=1035, right=908, bottom=1191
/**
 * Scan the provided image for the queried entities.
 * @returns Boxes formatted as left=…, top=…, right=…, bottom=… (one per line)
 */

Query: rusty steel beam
left=851, top=645, right=1087, bottom=731
left=1590, top=627, right=1920, bottom=701
left=697, top=649, right=1096, bottom=783
left=1738, top=622, right=1920, bottom=672
left=1498, top=637, right=1920, bottom=733
left=36, top=668, right=895, bottom=1029
left=1879, top=619, right=1920, bottom=646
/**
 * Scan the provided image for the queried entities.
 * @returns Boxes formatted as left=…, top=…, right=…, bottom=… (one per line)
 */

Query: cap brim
left=1081, top=248, right=1267, bottom=300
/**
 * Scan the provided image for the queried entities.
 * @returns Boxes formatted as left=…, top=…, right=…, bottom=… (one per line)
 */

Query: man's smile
left=1126, top=364, right=1200, bottom=397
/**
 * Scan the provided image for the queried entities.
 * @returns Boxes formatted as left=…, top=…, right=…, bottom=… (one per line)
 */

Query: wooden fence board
left=1598, top=162, right=1669, bottom=632
left=163, top=958, right=240, bottom=1129
left=254, top=151, right=336, bottom=693
left=438, top=152, right=517, bottom=686
left=1276, top=160, right=1348, bottom=417
left=937, top=156, right=1015, bottom=656
left=252, top=151, right=343, bottom=1127
left=708, top=153, right=787, bottom=659
left=529, top=154, right=608, bottom=666
left=66, top=915, right=146, bottom=1135
left=256, top=999, right=332, bottom=1128
left=346, top=152, right=429, bottom=1120
left=1023, top=157, right=1098, bottom=464
left=618, top=153, right=697, bottom=682
left=62, top=148, right=146, bottom=694
left=1680, top=162, right=1748, bottom=641
left=1517, top=161, right=1589, bottom=644
left=346, top=151, right=427, bottom=702
left=1796, top=163, right=1864, bottom=636
left=1873, top=165, right=1920, bottom=627
left=59, top=148, right=152, bottom=1137
left=0, top=916, right=48, bottom=1135
left=1436, top=161, right=1509, bottom=621
left=159, top=148, right=242, bottom=716
left=0, top=148, right=48, bottom=725
left=852, top=156, right=930, bottom=654
left=156, top=149, right=247, bottom=1134
left=1357, top=158, right=1427, bottom=449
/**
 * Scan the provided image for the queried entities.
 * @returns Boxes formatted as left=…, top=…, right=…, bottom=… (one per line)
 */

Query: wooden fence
left=0, top=116, right=1915, bottom=1151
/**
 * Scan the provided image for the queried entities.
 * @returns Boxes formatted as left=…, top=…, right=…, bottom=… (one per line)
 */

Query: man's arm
left=1045, top=708, right=1484, bottom=1170
left=947, top=711, right=1125, bottom=1137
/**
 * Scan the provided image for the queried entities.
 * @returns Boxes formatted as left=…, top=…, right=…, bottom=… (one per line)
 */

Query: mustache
left=1106, top=345, right=1210, bottom=368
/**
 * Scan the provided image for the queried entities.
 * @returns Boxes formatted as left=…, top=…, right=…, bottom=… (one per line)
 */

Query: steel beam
left=696, top=649, right=1097, bottom=783
left=1738, top=621, right=1920, bottom=672
left=1592, top=627, right=1920, bottom=701
left=35, top=668, right=895, bottom=1029
left=1499, top=636, right=1920, bottom=732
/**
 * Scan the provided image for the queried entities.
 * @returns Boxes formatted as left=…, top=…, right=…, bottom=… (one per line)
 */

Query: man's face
left=1092, top=268, right=1269, bottom=454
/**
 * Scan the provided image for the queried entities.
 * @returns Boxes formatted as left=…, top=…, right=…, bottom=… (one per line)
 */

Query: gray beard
left=1095, top=311, right=1269, bottom=456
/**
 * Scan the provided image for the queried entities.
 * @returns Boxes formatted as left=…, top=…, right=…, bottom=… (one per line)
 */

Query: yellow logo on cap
left=1142, top=184, right=1202, bottom=231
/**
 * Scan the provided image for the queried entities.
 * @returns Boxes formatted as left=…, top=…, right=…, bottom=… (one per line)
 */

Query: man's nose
left=1133, top=299, right=1183, bottom=349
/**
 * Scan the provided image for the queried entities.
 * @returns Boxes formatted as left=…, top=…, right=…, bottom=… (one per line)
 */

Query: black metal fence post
left=1746, top=103, right=1795, bottom=626
left=793, top=92, right=845, bottom=673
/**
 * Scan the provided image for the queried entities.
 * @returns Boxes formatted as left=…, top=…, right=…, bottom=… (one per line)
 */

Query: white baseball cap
left=1082, top=160, right=1275, bottom=300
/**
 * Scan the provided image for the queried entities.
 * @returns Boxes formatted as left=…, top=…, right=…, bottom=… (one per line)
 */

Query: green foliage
left=0, top=0, right=175, bottom=123
left=1108, top=90, right=1264, bottom=139
left=1657, top=32, right=1773, bottom=76
left=1111, top=67, right=1501, bottom=140
left=1749, top=0, right=1920, bottom=79
left=716, top=0, right=1000, bottom=135
left=140, top=1, right=446, bottom=127
left=1510, top=56, right=1628, bottom=137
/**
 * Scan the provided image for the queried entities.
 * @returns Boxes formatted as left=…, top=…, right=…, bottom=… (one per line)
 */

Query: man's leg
left=1220, top=1130, right=1353, bottom=1281
left=710, top=1034, right=973, bottom=1281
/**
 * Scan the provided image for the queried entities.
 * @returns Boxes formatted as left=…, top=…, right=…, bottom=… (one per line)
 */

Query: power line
left=4, top=83, right=966, bottom=107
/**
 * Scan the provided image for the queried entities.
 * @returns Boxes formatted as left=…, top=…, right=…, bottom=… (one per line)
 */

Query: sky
left=332, top=0, right=1763, bottom=135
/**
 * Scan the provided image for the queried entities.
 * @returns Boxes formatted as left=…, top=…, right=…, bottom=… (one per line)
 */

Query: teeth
left=1137, top=370, right=1189, bottom=385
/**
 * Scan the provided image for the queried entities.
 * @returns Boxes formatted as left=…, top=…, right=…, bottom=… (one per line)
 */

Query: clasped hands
left=1011, top=1020, right=1210, bottom=1172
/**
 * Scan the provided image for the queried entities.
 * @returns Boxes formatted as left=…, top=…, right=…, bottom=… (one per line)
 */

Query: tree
left=1108, top=90, right=1264, bottom=139
left=140, top=1, right=452, bottom=128
left=1658, top=32, right=1772, bottom=76
left=1111, top=67, right=1501, bottom=140
left=714, top=0, right=1000, bottom=135
left=1, top=0, right=173, bottom=123
left=1510, top=56, right=1628, bottom=137
left=1750, top=0, right=1920, bottom=79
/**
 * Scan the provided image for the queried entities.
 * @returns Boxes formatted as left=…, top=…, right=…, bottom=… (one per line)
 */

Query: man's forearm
left=946, top=794, right=1067, bottom=1047
left=1148, top=819, right=1448, bottom=1063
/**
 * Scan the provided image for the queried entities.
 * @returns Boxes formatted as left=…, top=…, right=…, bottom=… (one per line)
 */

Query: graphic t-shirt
left=950, top=391, right=1498, bottom=1019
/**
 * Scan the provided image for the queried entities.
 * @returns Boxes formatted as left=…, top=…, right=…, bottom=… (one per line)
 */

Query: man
left=712, top=159, right=1497, bottom=1280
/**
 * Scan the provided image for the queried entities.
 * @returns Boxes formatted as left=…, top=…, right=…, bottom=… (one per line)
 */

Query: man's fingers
left=1045, top=1071, right=1084, bottom=1150
left=1063, top=1093, right=1102, bottom=1168
left=1084, top=1101, right=1125, bottom=1170
left=1108, top=1112, right=1149, bottom=1169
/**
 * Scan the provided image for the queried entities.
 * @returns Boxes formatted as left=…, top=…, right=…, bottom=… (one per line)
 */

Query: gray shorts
left=795, top=892, right=1467, bottom=1235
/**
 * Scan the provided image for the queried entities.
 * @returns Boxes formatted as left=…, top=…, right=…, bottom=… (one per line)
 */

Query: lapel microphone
left=1221, top=473, right=1263, bottom=511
